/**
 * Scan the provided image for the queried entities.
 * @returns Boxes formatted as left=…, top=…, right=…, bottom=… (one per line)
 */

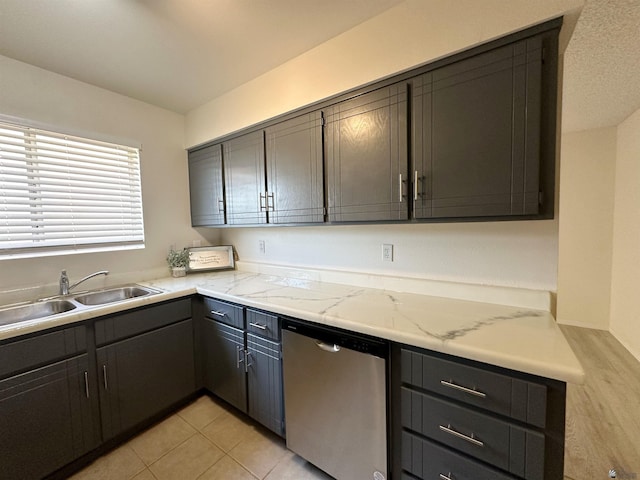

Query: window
left=0, top=120, right=144, bottom=259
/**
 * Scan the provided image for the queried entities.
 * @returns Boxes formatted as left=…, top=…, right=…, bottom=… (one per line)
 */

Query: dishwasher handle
left=316, top=341, right=341, bottom=353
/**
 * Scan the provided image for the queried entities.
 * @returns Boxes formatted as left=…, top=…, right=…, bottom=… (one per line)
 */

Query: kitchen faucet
left=59, top=270, right=109, bottom=295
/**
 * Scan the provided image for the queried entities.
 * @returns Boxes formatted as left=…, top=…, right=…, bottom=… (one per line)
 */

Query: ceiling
left=0, top=0, right=639, bottom=132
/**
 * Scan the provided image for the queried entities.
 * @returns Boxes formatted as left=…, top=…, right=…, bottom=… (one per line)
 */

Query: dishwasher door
left=282, top=325, right=388, bottom=480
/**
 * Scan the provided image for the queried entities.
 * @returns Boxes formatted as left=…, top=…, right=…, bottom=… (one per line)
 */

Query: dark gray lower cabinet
left=0, top=354, right=99, bottom=480
left=97, top=319, right=196, bottom=440
left=202, top=318, right=247, bottom=413
left=394, top=344, right=566, bottom=480
left=201, top=300, right=284, bottom=437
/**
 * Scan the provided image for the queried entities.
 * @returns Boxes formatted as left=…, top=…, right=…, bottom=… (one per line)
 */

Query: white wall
left=556, top=127, right=616, bottom=329
left=223, top=221, right=559, bottom=291
left=186, top=0, right=582, bottom=147
left=186, top=0, right=584, bottom=292
left=0, top=55, right=219, bottom=297
left=610, top=107, right=640, bottom=361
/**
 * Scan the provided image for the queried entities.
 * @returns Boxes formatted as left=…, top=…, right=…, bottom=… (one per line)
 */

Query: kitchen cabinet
left=201, top=297, right=284, bottom=436
left=265, top=111, right=324, bottom=223
left=188, top=144, right=225, bottom=226
left=223, top=130, right=268, bottom=225
left=394, top=345, right=566, bottom=480
left=0, top=326, right=99, bottom=480
left=325, top=84, right=409, bottom=222
left=95, top=298, right=195, bottom=440
left=411, top=34, right=548, bottom=219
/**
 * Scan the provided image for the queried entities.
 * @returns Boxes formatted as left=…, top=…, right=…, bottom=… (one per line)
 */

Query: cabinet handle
left=259, top=193, right=267, bottom=211
left=84, top=371, right=90, bottom=398
left=267, top=192, right=275, bottom=211
left=245, top=351, right=252, bottom=372
left=440, top=379, right=487, bottom=398
left=217, top=198, right=224, bottom=213
left=236, top=345, right=244, bottom=368
left=414, top=170, right=419, bottom=201
left=439, top=424, right=484, bottom=447
left=103, top=365, right=109, bottom=390
left=210, top=310, right=226, bottom=318
left=399, top=173, right=404, bottom=203
left=439, top=474, right=454, bottom=480
left=249, top=322, right=267, bottom=330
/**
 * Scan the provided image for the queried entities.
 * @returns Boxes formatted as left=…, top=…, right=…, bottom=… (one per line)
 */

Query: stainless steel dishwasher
left=282, top=319, right=388, bottom=480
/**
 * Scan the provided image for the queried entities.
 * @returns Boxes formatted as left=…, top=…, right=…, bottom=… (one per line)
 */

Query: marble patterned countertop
left=0, top=268, right=584, bottom=384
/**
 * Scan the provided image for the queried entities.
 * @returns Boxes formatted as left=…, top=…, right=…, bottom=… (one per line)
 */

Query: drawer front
left=0, top=326, right=86, bottom=379
left=401, top=348, right=547, bottom=427
left=95, top=298, right=191, bottom=346
left=246, top=309, right=279, bottom=340
left=204, top=297, right=244, bottom=329
left=402, top=387, right=545, bottom=480
left=402, top=431, right=518, bottom=480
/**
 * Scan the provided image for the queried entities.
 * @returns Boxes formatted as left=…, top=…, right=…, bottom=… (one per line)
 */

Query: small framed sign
left=187, top=246, right=235, bottom=272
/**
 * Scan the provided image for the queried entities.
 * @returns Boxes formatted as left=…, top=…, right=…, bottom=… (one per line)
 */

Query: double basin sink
left=0, top=285, right=162, bottom=327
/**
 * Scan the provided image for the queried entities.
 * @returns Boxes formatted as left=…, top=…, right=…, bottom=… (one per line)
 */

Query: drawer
left=401, top=348, right=547, bottom=427
left=95, top=298, right=191, bottom=346
left=402, top=431, right=518, bottom=480
left=401, top=387, right=545, bottom=480
left=204, top=297, right=244, bottom=329
left=0, top=325, right=86, bottom=379
left=247, top=309, right=279, bottom=340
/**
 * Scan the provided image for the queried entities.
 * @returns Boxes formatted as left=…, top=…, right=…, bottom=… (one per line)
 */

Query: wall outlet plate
left=382, top=244, right=393, bottom=262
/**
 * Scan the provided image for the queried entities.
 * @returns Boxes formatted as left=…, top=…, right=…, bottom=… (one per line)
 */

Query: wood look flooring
left=561, top=325, right=640, bottom=479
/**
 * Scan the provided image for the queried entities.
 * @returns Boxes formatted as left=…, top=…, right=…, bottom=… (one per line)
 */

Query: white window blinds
left=0, top=120, right=144, bottom=258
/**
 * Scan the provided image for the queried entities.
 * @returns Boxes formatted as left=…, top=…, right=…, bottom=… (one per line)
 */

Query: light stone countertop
left=0, top=268, right=584, bottom=384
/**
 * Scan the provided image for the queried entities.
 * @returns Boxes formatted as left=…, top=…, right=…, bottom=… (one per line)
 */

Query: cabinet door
left=265, top=112, right=324, bottom=223
left=224, top=131, right=267, bottom=225
left=202, top=318, right=247, bottom=413
left=247, top=334, right=284, bottom=436
left=0, top=355, right=99, bottom=480
left=325, top=84, right=409, bottom=222
left=413, top=38, right=542, bottom=218
left=97, top=319, right=196, bottom=439
left=188, top=144, right=225, bottom=226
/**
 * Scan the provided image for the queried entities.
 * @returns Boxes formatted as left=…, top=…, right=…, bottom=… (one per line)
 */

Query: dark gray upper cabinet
left=412, top=36, right=545, bottom=219
left=223, top=130, right=268, bottom=225
left=188, top=144, right=225, bottom=226
left=265, top=111, right=324, bottom=223
left=325, top=84, right=409, bottom=222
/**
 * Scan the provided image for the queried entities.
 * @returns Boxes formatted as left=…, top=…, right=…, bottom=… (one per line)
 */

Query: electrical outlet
left=382, top=244, right=393, bottom=262
left=259, top=240, right=266, bottom=254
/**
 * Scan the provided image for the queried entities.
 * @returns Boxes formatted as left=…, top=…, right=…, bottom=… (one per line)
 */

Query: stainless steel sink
left=73, top=285, right=159, bottom=306
left=0, top=300, right=77, bottom=327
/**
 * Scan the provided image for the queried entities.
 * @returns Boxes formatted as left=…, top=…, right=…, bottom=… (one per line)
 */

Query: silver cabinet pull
left=399, top=173, right=404, bottom=203
left=259, top=192, right=267, bottom=211
left=210, top=310, right=226, bottom=318
left=249, top=322, right=267, bottom=330
left=440, top=379, right=487, bottom=398
left=316, top=341, right=340, bottom=353
left=84, top=371, right=90, bottom=398
left=245, top=351, right=252, bottom=372
left=103, top=365, right=108, bottom=390
left=236, top=345, right=244, bottom=368
left=414, top=170, right=419, bottom=201
left=439, top=424, right=484, bottom=447
left=217, top=198, right=224, bottom=213
left=439, top=473, right=454, bottom=480
left=267, top=192, right=275, bottom=211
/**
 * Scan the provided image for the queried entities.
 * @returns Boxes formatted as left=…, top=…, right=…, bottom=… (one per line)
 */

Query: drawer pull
left=439, top=474, right=454, bottom=480
left=249, top=322, right=267, bottom=330
left=210, top=310, right=227, bottom=318
left=439, top=424, right=484, bottom=447
left=440, top=379, right=487, bottom=398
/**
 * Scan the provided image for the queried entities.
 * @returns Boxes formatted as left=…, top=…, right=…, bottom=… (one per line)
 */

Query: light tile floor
left=70, top=396, right=333, bottom=480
